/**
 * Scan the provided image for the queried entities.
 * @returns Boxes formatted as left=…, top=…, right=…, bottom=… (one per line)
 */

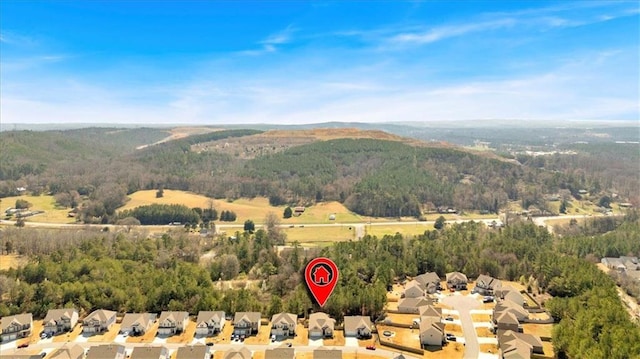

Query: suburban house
left=498, top=329, right=544, bottom=358
left=294, top=207, right=306, bottom=216
left=270, top=312, right=297, bottom=339
left=419, top=316, right=445, bottom=347
left=446, top=272, right=468, bottom=290
left=83, top=309, right=117, bottom=334
left=494, top=300, right=529, bottom=322
left=157, top=311, right=189, bottom=336
left=397, top=297, right=431, bottom=314
left=233, top=312, right=261, bottom=337
left=86, top=344, right=126, bottom=359
left=120, top=313, right=156, bottom=336
left=496, top=287, right=525, bottom=307
left=313, top=347, right=342, bottom=359
left=175, top=345, right=211, bottom=359
left=130, top=346, right=170, bottom=359
left=1, top=313, right=32, bottom=342
left=402, top=280, right=426, bottom=298
left=308, top=312, right=335, bottom=338
left=265, top=347, right=295, bottom=359
left=492, top=311, right=521, bottom=333
left=223, top=347, right=252, bottom=359
left=418, top=305, right=442, bottom=318
left=195, top=311, right=225, bottom=336
left=474, top=274, right=503, bottom=295
left=43, top=308, right=78, bottom=335
left=414, top=272, right=441, bottom=293
left=343, top=316, right=373, bottom=338
left=48, top=344, right=85, bottom=359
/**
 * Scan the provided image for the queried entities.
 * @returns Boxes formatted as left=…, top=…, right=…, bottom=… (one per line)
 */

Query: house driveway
left=442, top=294, right=481, bottom=359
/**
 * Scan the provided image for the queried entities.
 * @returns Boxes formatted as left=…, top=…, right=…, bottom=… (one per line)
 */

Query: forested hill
left=0, top=127, right=613, bottom=221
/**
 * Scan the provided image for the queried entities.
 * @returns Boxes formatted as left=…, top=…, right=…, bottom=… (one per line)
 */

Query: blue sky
left=1, top=1, right=638, bottom=124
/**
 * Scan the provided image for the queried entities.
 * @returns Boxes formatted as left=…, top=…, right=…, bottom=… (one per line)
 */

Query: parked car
left=40, top=332, right=48, bottom=339
left=286, top=343, right=292, bottom=347
left=18, top=343, right=29, bottom=348
left=366, top=345, right=376, bottom=350
left=206, top=342, right=214, bottom=346
left=271, top=334, right=276, bottom=342
left=445, top=316, right=454, bottom=321
left=122, top=331, right=129, bottom=337
left=446, top=334, right=457, bottom=342
left=483, top=296, right=494, bottom=303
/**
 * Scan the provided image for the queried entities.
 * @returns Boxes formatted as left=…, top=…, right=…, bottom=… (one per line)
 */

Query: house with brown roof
left=223, top=347, right=252, bottom=359
left=120, top=313, right=156, bottom=336
left=195, top=311, right=225, bottom=336
left=397, top=297, right=431, bottom=314
left=418, top=305, right=442, bottom=318
left=473, top=274, right=502, bottom=295
left=308, top=312, right=335, bottom=338
left=83, top=309, right=116, bottom=334
left=86, top=344, right=126, bottom=359
left=414, top=272, right=441, bottom=293
left=265, top=347, right=294, bottom=359
left=270, top=312, right=297, bottom=339
left=175, top=345, right=211, bottom=359
left=43, top=308, right=78, bottom=335
left=49, top=344, right=85, bottom=359
left=313, top=347, right=342, bottom=359
left=419, top=316, right=445, bottom=347
left=233, top=312, right=261, bottom=336
left=491, top=311, right=520, bottom=333
left=343, top=316, right=372, bottom=338
left=403, top=280, right=426, bottom=298
left=496, top=287, right=525, bottom=307
left=494, top=300, right=529, bottom=322
left=130, top=346, right=170, bottom=359
left=446, top=272, right=468, bottom=290
left=157, top=311, right=189, bottom=336
left=498, top=330, right=544, bottom=358
left=1, top=313, right=32, bottom=342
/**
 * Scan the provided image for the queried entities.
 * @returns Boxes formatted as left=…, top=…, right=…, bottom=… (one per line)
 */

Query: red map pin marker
left=305, top=257, right=339, bottom=307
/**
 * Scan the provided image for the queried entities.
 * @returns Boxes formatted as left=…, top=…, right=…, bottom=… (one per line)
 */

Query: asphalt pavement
left=442, top=294, right=481, bottom=359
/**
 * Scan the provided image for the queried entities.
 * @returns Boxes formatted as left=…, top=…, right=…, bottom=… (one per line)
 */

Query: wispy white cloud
left=239, top=25, right=297, bottom=56
left=389, top=18, right=516, bottom=45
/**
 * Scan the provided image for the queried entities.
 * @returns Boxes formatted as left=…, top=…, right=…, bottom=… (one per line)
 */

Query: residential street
left=442, top=294, right=481, bottom=359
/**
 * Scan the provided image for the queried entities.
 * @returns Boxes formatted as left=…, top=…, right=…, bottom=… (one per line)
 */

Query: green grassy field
left=283, top=225, right=355, bottom=246
left=0, top=194, right=75, bottom=224
left=366, top=223, right=434, bottom=237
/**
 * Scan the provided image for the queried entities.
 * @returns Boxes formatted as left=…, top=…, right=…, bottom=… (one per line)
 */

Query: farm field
left=1, top=194, right=74, bottom=224
left=283, top=226, right=355, bottom=245
left=366, top=223, right=433, bottom=238
left=120, top=190, right=364, bottom=224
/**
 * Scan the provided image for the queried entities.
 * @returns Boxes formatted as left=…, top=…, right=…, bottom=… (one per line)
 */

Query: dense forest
left=4, top=127, right=635, bottom=222
left=1, top=214, right=639, bottom=357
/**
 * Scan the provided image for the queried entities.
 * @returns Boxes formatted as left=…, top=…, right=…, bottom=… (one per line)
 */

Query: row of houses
left=1, top=309, right=373, bottom=343
left=475, top=275, right=544, bottom=359
left=401, top=271, right=470, bottom=300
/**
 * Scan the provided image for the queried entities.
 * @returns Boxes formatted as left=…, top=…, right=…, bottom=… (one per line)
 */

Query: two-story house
left=157, top=311, right=189, bottom=336
left=43, top=308, right=79, bottom=335
left=195, top=311, right=225, bottom=336
left=83, top=309, right=116, bottom=334
left=1, top=313, right=33, bottom=342
left=270, top=312, right=297, bottom=340
left=233, top=312, right=261, bottom=337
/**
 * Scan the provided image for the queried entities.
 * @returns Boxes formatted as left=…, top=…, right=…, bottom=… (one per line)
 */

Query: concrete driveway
left=442, top=294, right=481, bottom=359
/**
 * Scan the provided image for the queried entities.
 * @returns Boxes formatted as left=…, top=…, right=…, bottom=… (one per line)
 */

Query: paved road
left=442, top=294, right=481, bottom=359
